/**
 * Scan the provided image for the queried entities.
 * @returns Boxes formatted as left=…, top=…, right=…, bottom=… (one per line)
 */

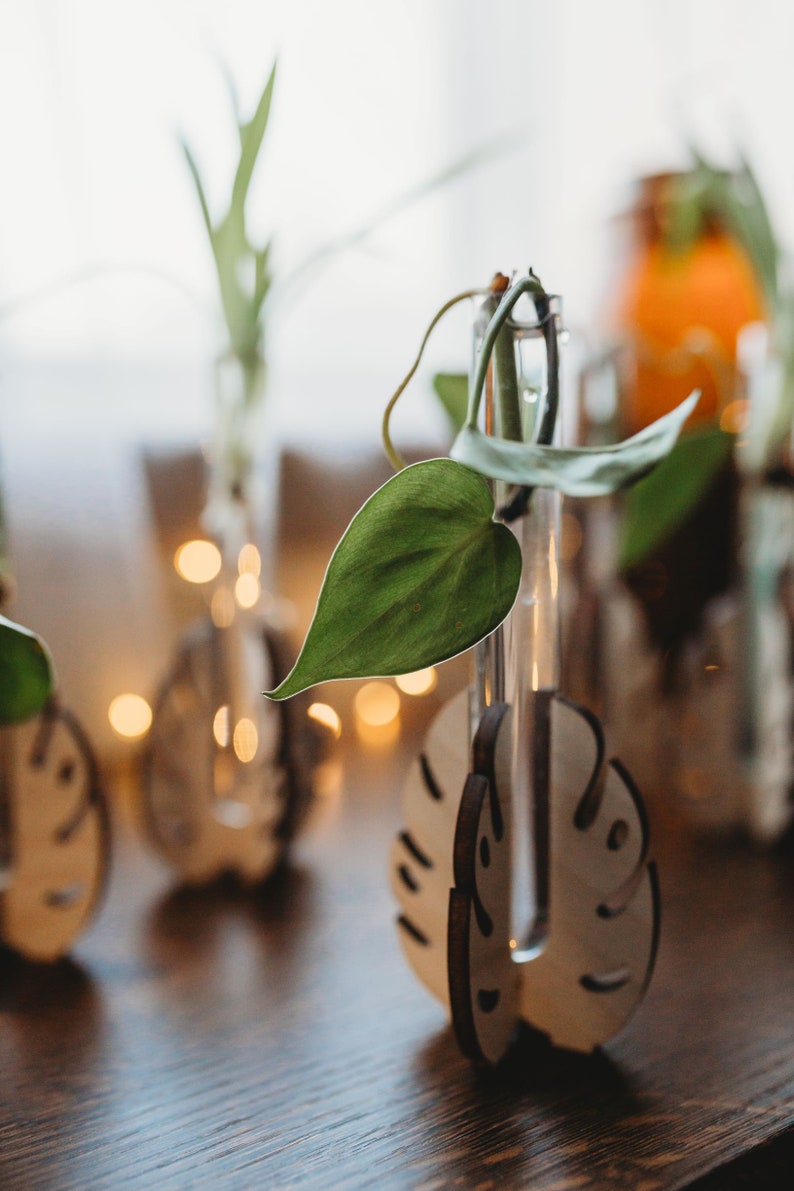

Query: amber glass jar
left=613, top=172, right=767, bottom=436
left=608, top=173, right=768, bottom=672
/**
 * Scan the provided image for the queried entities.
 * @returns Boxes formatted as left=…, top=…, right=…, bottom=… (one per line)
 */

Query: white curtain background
left=1, top=0, right=793, bottom=753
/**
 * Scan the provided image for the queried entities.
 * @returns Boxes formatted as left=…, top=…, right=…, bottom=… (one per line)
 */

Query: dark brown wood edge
left=448, top=886, right=484, bottom=1064
left=472, top=701, right=510, bottom=840
left=448, top=707, right=514, bottom=1067
left=449, top=771, right=491, bottom=1064
left=554, top=693, right=606, bottom=831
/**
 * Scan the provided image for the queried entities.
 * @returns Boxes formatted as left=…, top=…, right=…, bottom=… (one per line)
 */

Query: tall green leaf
left=0, top=615, right=53, bottom=723
left=180, top=139, right=213, bottom=238
left=231, top=61, right=277, bottom=214
left=181, top=64, right=277, bottom=370
left=267, top=459, right=522, bottom=699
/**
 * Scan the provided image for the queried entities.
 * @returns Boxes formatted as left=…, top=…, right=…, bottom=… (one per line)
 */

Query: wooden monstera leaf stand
left=0, top=699, right=110, bottom=962
left=142, top=620, right=315, bottom=886
left=392, top=685, right=659, bottom=1066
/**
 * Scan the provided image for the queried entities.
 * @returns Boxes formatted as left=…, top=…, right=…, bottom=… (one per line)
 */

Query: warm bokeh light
left=354, top=681, right=400, bottom=727
left=108, top=693, right=152, bottom=740
left=678, top=764, right=715, bottom=803
left=313, top=758, right=344, bottom=800
left=395, top=668, right=438, bottom=696
left=174, top=539, right=222, bottom=584
left=213, top=704, right=230, bottom=748
left=233, top=717, right=258, bottom=762
left=238, top=543, right=261, bottom=577
left=308, top=702, right=342, bottom=739
left=720, top=399, right=750, bottom=435
left=355, top=717, right=401, bottom=749
left=235, top=572, right=261, bottom=609
left=211, top=586, right=236, bottom=628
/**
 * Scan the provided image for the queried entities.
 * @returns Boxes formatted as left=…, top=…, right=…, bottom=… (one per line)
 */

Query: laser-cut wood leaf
left=0, top=701, right=109, bottom=962
left=448, top=702, right=518, bottom=1066
left=143, top=620, right=313, bottom=885
left=517, top=694, right=659, bottom=1053
left=394, top=688, right=659, bottom=1064
left=389, top=688, right=469, bottom=1006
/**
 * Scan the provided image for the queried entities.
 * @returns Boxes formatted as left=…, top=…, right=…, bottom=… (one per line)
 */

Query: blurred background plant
left=665, top=150, right=793, bottom=470
left=181, top=63, right=275, bottom=519
left=182, top=55, right=508, bottom=550
left=603, top=153, right=781, bottom=668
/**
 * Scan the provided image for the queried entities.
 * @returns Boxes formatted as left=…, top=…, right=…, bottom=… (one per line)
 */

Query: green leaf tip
left=0, top=615, right=54, bottom=724
left=265, top=458, right=522, bottom=700
left=450, top=390, right=700, bottom=496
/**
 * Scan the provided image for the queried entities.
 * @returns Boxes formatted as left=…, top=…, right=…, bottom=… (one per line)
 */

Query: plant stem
left=494, top=320, right=523, bottom=442
left=534, top=289, right=559, bottom=448
left=497, top=285, right=560, bottom=522
left=381, top=288, right=484, bottom=471
left=466, top=273, right=545, bottom=431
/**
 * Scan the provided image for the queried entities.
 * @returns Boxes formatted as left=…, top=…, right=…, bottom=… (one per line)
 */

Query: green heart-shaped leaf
left=432, top=372, right=469, bottom=433
left=0, top=615, right=53, bottom=724
left=450, top=391, right=699, bottom=496
left=267, top=459, right=522, bottom=699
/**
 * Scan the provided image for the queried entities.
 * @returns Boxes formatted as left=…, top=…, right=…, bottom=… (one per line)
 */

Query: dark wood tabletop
left=3, top=449, right=794, bottom=1187
left=2, top=700, right=794, bottom=1191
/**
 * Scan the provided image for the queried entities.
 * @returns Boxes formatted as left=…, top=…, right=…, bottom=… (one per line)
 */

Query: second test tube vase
left=142, top=354, right=316, bottom=887
left=667, top=479, right=794, bottom=841
left=142, top=608, right=314, bottom=886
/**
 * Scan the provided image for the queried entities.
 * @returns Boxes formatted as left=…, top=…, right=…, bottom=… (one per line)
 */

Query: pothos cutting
left=266, top=270, right=697, bottom=701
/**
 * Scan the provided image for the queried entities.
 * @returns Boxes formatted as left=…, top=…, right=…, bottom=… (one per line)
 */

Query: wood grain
left=1, top=726, right=794, bottom=1189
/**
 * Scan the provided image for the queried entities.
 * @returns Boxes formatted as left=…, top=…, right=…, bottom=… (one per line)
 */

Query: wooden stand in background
left=141, top=621, right=314, bottom=886
left=0, top=700, right=109, bottom=962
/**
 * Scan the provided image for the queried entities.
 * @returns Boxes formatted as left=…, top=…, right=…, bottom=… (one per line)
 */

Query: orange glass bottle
left=613, top=172, right=767, bottom=436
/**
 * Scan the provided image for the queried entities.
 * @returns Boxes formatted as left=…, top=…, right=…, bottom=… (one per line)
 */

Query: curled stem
left=382, top=288, right=483, bottom=470
left=466, top=272, right=545, bottom=431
